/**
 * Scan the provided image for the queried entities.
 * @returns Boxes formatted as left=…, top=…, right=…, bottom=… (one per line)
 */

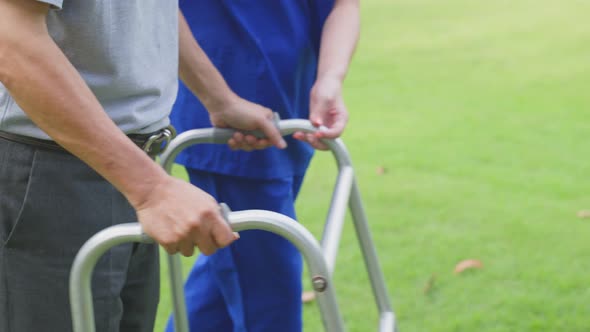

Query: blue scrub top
left=172, top=0, right=334, bottom=179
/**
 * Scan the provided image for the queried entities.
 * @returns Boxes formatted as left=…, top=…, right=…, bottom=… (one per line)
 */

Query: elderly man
left=0, top=1, right=283, bottom=331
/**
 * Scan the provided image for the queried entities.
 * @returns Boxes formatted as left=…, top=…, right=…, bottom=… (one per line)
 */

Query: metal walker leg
left=69, top=119, right=396, bottom=332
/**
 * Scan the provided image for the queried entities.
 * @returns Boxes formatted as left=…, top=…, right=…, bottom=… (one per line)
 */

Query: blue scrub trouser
left=166, top=168, right=305, bottom=332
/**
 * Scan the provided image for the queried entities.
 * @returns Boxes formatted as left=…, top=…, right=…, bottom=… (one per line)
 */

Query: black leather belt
left=0, top=126, right=176, bottom=157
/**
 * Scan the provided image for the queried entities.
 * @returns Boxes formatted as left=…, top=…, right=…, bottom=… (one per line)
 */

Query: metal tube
left=349, top=180, right=396, bottom=332
left=158, top=124, right=346, bottom=328
left=323, top=135, right=396, bottom=331
left=69, top=211, right=345, bottom=332
left=325, top=138, right=354, bottom=169
left=159, top=123, right=349, bottom=272
left=320, top=166, right=353, bottom=274
left=71, top=119, right=395, bottom=332
left=159, top=120, right=342, bottom=173
left=69, top=224, right=153, bottom=332
left=227, top=210, right=345, bottom=331
left=168, top=254, right=190, bottom=332
left=157, top=119, right=395, bottom=331
left=318, top=138, right=354, bottom=273
left=380, top=312, right=396, bottom=332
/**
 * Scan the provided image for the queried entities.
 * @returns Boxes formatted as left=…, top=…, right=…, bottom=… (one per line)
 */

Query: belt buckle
left=142, top=126, right=176, bottom=155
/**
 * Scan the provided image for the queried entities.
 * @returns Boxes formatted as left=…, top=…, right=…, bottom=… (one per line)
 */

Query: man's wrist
left=120, top=162, right=171, bottom=210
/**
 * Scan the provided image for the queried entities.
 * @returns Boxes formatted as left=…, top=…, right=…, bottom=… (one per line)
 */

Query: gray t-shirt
left=0, top=0, right=179, bottom=139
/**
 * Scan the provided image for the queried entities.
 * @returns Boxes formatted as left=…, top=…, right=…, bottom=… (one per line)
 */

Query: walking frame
left=69, top=118, right=397, bottom=332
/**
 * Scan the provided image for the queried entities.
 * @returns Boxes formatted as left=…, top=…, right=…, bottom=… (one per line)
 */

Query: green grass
left=155, top=1, right=590, bottom=331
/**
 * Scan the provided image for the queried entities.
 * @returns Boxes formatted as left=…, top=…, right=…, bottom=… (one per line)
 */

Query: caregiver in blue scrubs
left=168, top=1, right=360, bottom=331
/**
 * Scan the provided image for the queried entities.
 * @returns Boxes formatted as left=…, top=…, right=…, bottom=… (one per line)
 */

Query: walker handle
left=237, top=112, right=281, bottom=139
left=220, top=203, right=232, bottom=224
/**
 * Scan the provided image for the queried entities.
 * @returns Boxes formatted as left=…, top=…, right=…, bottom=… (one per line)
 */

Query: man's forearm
left=0, top=1, right=167, bottom=207
left=178, top=11, right=236, bottom=110
left=317, top=0, right=360, bottom=82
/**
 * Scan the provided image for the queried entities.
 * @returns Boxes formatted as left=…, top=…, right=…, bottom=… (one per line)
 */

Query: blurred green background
left=156, top=1, right=590, bottom=331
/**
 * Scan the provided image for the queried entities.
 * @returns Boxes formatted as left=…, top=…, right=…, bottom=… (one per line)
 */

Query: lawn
left=155, top=1, right=590, bottom=331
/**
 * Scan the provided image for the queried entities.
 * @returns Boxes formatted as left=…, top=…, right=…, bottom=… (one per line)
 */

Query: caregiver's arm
left=178, top=10, right=286, bottom=150
left=294, top=0, right=360, bottom=150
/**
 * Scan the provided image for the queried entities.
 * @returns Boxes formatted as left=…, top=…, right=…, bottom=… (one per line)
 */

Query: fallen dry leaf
left=577, top=210, right=590, bottom=218
left=454, top=259, right=483, bottom=274
left=302, top=291, right=316, bottom=304
left=376, top=166, right=387, bottom=175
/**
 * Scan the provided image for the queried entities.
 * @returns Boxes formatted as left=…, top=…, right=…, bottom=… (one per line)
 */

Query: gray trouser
left=0, top=137, right=159, bottom=332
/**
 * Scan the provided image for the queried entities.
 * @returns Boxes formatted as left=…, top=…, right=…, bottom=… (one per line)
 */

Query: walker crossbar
left=158, top=119, right=396, bottom=331
left=69, top=210, right=344, bottom=332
